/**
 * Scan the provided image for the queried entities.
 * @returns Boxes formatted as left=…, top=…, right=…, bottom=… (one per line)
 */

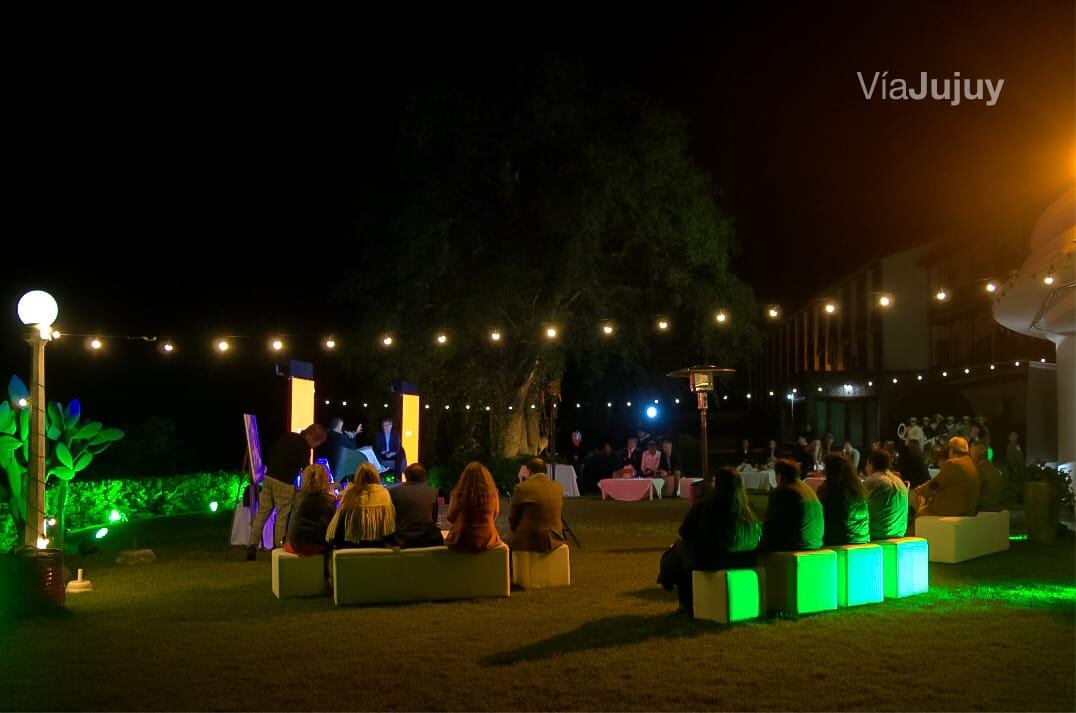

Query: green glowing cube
left=831, top=544, right=884, bottom=607
left=759, top=550, right=838, bottom=616
left=877, top=537, right=929, bottom=598
left=692, top=568, right=765, bottom=623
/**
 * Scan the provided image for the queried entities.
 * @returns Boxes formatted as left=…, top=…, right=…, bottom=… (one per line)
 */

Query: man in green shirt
left=863, top=448, right=909, bottom=540
left=760, top=459, right=824, bottom=551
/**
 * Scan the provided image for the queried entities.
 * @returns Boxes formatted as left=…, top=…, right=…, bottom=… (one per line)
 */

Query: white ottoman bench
left=333, top=543, right=510, bottom=606
left=272, top=549, right=326, bottom=599
left=511, top=544, right=571, bottom=589
left=916, top=511, right=1010, bottom=563
left=876, top=537, right=929, bottom=598
left=692, top=568, right=766, bottom=623
left=829, top=544, right=884, bottom=607
left=758, top=549, right=838, bottom=616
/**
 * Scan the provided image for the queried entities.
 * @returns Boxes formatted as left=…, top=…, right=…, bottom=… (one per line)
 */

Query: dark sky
left=2, top=1, right=1072, bottom=466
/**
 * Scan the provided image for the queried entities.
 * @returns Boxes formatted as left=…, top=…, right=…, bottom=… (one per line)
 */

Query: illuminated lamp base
left=511, top=544, right=571, bottom=590
left=876, top=537, right=929, bottom=598
left=272, top=549, right=327, bottom=599
left=692, top=568, right=766, bottom=623
left=759, top=550, right=838, bottom=616
left=915, top=511, right=1010, bottom=563
left=830, top=544, right=884, bottom=607
left=66, top=568, right=93, bottom=594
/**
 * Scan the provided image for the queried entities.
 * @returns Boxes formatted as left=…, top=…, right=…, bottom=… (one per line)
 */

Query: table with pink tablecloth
left=598, top=478, right=654, bottom=501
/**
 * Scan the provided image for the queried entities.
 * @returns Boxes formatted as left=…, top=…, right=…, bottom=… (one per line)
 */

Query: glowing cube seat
left=758, top=549, right=838, bottom=616
left=333, top=543, right=510, bottom=606
left=829, top=544, right=884, bottom=607
left=272, top=549, right=326, bottom=599
left=875, top=537, right=929, bottom=598
left=511, top=544, right=571, bottom=589
left=915, top=511, right=1009, bottom=563
left=692, top=568, right=766, bottom=623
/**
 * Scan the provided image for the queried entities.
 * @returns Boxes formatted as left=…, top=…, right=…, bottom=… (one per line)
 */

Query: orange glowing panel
left=401, top=393, right=420, bottom=466
left=289, top=377, right=315, bottom=436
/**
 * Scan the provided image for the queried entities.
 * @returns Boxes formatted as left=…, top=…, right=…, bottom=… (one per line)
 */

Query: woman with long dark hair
left=445, top=461, right=503, bottom=553
left=817, top=454, right=870, bottom=545
left=658, top=467, right=761, bottom=616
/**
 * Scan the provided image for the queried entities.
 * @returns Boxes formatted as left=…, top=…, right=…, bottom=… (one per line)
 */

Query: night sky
left=4, top=2, right=1073, bottom=468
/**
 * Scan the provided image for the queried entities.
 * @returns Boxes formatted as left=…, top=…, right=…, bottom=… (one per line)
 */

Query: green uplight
left=109, top=509, right=122, bottom=522
left=209, top=501, right=219, bottom=512
left=726, top=569, right=761, bottom=622
left=1008, top=534, right=1028, bottom=542
left=94, top=527, right=109, bottom=539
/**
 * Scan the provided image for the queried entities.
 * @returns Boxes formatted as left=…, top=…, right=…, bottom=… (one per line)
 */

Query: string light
left=341, top=400, right=347, bottom=407
left=985, top=281, right=998, bottom=293
left=90, top=338, right=102, bottom=350
left=892, top=378, right=898, bottom=384
left=626, top=401, right=632, bottom=407
left=381, top=335, right=393, bottom=347
left=490, top=330, right=502, bottom=342
left=824, top=302, right=837, bottom=314
left=746, top=393, right=751, bottom=399
left=576, top=403, right=581, bottom=408
left=989, top=364, right=995, bottom=370
left=767, top=306, right=780, bottom=319
left=878, top=294, right=893, bottom=307
left=436, top=333, right=447, bottom=345
left=485, top=406, right=491, bottom=411
left=1043, top=271, right=1055, bottom=286
left=935, top=289, right=948, bottom=301
left=216, top=339, right=230, bottom=352
left=545, top=326, right=558, bottom=339
left=674, top=398, right=680, bottom=404
left=941, top=371, right=948, bottom=377
left=162, top=342, right=175, bottom=353
left=601, top=322, right=615, bottom=335
left=1014, top=361, right=1020, bottom=367
left=270, top=339, right=284, bottom=351
left=768, top=391, right=774, bottom=397
left=444, top=405, right=450, bottom=410
left=916, top=374, right=923, bottom=381
left=51, top=330, right=61, bottom=340
left=656, top=319, right=669, bottom=331
left=424, top=404, right=429, bottom=409
left=607, top=402, right=612, bottom=408
left=324, top=337, right=336, bottom=349
left=715, top=310, right=728, bottom=324
left=964, top=368, right=971, bottom=374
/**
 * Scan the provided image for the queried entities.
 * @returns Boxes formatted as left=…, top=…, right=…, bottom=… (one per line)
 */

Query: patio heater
left=668, top=365, right=735, bottom=487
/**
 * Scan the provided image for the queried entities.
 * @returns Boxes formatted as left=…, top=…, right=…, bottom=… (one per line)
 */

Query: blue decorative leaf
left=64, top=399, right=81, bottom=427
left=7, top=375, right=28, bottom=403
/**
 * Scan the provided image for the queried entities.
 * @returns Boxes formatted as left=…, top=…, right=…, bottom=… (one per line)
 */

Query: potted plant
left=1022, top=461, right=1073, bottom=543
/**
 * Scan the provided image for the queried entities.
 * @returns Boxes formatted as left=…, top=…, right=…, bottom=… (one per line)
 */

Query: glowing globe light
left=217, top=339, right=230, bottom=352
left=485, top=406, right=491, bottom=411
left=209, top=501, right=219, bottom=512
left=768, top=391, right=774, bottom=397
left=646, top=406, right=658, bottom=419
left=17, top=290, right=59, bottom=327
left=271, top=339, right=284, bottom=351
left=508, top=405, right=513, bottom=410
left=868, top=380, right=873, bottom=386
left=990, top=364, right=995, bottom=370
left=530, top=404, right=535, bottom=409
left=90, top=338, right=102, bottom=350
left=94, top=527, right=109, bottom=540
left=324, top=400, right=330, bottom=405
left=424, top=404, right=429, bottom=409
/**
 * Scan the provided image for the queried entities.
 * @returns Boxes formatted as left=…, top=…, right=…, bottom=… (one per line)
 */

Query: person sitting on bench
left=326, top=463, right=396, bottom=549
left=284, top=463, right=337, bottom=556
left=658, top=466, right=760, bottom=616
left=445, top=462, right=503, bottom=553
left=863, top=448, right=909, bottom=540
left=390, top=463, right=444, bottom=549
left=817, top=454, right=870, bottom=546
left=916, top=436, right=980, bottom=516
left=759, top=459, right=824, bottom=552
left=509, top=458, right=565, bottom=553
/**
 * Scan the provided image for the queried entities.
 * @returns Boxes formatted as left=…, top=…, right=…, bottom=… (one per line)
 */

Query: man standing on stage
left=375, top=417, right=407, bottom=476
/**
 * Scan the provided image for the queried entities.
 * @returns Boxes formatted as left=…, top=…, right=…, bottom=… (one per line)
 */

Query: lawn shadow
left=623, top=586, right=676, bottom=602
left=481, top=614, right=729, bottom=666
left=602, top=547, right=666, bottom=554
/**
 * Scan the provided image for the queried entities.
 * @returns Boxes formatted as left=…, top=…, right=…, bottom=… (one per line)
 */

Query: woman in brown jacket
left=445, top=462, right=503, bottom=553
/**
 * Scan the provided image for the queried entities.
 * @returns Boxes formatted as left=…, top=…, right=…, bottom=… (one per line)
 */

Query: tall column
left=1055, top=334, right=1074, bottom=473
left=24, top=333, right=47, bottom=547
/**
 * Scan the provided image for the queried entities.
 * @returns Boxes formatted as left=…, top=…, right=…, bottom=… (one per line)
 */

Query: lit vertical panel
left=289, top=377, right=315, bottom=434
left=401, top=393, right=420, bottom=466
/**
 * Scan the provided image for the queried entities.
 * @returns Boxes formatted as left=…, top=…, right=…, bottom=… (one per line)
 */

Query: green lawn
left=3, top=498, right=1074, bottom=712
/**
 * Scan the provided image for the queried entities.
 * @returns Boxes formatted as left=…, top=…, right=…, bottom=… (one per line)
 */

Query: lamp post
left=17, top=290, right=57, bottom=549
left=668, top=365, right=734, bottom=488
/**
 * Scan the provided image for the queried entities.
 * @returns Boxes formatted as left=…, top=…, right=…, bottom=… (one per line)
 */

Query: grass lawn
left=3, top=497, right=1074, bottom=712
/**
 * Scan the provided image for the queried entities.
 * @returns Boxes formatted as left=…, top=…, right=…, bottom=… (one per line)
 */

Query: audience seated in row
left=284, top=463, right=337, bottom=556
left=444, top=462, right=503, bottom=553
left=509, top=458, right=566, bottom=552
left=327, top=463, right=396, bottom=548
left=916, top=437, right=980, bottom=516
left=760, top=459, right=824, bottom=552
left=658, top=467, right=761, bottom=615
left=862, top=448, right=909, bottom=540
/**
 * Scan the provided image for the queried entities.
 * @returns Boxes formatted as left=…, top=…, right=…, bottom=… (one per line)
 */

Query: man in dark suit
left=390, top=463, right=444, bottom=548
left=374, top=417, right=407, bottom=476
left=509, top=458, right=565, bottom=552
left=760, top=459, right=824, bottom=552
left=320, top=417, right=361, bottom=481
left=613, top=436, right=643, bottom=478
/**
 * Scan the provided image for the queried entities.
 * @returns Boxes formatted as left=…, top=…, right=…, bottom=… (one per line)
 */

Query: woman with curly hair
left=445, top=461, right=503, bottom=553
left=326, top=463, right=396, bottom=548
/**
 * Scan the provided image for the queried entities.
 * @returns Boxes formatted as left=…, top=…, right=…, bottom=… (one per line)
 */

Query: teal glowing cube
left=760, top=550, right=838, bottom=616
left=878, top=537, right=929, bottom=598
left=831, top=544, right=884, bottom=607
left=692, top=568, right=765, bottom=623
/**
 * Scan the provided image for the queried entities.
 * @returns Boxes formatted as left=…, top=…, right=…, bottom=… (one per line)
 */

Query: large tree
left=338, top=59, right=759, bottom=457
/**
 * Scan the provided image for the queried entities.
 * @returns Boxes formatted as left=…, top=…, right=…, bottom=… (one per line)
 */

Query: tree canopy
left=338, top=59, right=759, bottom=456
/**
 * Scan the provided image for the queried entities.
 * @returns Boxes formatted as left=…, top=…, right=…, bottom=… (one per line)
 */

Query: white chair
left=511, top=544, right=571, bottom=589
left=915, top=511, right=1010, bottom=563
